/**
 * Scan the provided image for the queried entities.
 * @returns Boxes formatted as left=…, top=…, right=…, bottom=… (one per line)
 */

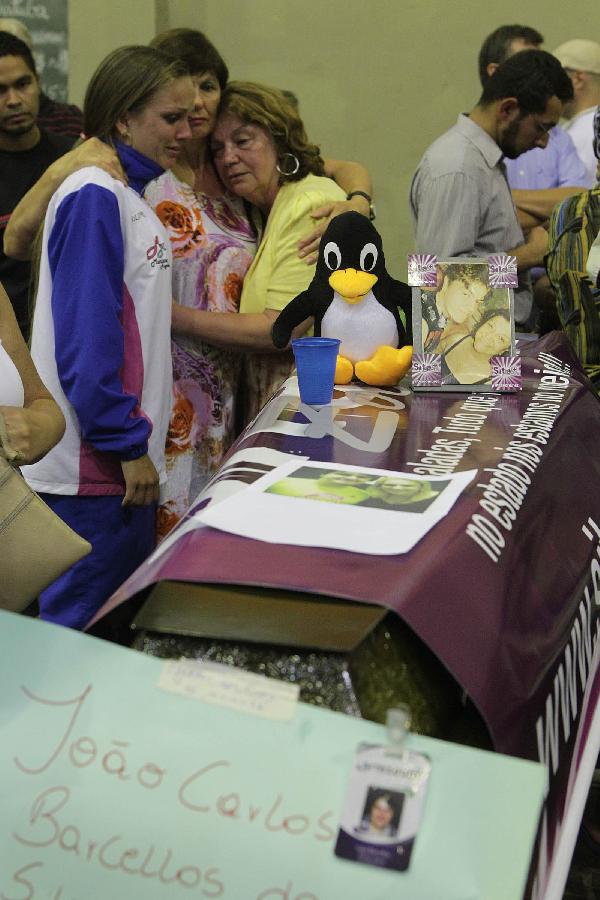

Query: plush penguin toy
left=272, top=212, right=413, bottom=386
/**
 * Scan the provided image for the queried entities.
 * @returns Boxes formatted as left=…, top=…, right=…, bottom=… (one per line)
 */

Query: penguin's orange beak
left=329, top=269, right=377, bottom=304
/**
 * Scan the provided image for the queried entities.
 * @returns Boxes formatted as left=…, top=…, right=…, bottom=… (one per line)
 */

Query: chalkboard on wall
left=0, top=0, right=69, bottom=101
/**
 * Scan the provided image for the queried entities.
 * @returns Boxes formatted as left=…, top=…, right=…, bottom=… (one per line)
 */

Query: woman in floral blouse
left=150, top=29, right=373, bottom=540
left=145, top=30, right=255, bottom=539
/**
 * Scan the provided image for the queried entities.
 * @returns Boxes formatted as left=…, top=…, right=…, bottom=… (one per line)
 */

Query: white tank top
left=0, top=339, right=25, bottom=406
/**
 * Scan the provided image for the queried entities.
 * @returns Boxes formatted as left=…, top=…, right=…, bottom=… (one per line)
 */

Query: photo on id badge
left=334, top=741, right=430, bottom=871
left=355, top=787, right=405, bottom=840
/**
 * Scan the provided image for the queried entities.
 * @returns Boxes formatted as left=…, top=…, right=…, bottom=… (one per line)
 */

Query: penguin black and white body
left=272, top=212, right=412, bottom=385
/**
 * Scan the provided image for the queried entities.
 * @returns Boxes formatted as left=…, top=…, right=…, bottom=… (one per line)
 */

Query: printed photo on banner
left=201, top=459, right=476, bottom=555
left=412, top=258, right=517, bottom=392
left=150, top=447, right=307, bottom=564
left=266, top=467, right=448, bottom=514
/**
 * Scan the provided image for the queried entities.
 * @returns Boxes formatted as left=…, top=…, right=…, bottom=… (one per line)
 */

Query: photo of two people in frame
left=416, top=260, right=514, bottom=387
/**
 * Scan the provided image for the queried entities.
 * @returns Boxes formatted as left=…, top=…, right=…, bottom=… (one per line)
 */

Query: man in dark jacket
left=0, top=31, right=74, bottom=339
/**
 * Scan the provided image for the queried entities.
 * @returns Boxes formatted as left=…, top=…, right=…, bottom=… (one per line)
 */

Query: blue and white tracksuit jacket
left=24, top=144, right=173, bottom=496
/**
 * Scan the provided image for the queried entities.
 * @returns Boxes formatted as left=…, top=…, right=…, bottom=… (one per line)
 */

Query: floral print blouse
left=144, top=170, right=256, bottom=540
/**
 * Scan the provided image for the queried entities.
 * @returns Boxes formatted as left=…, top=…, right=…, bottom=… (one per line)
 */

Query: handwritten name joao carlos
left=3, top=682, right=334, bottom=899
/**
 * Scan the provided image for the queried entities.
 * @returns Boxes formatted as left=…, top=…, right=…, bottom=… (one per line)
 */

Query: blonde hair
left=218, top=80, right=324, bottom=182
left=83, top=45, right=189, bottom=144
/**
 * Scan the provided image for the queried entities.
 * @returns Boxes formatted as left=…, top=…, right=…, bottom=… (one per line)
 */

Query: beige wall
left=69, top=1, right=153, bottom=92
left=69, top=0, right=598, bottom=279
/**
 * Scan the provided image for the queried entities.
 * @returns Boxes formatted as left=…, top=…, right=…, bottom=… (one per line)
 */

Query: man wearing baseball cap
left=554, top=39, right=600, bottom=185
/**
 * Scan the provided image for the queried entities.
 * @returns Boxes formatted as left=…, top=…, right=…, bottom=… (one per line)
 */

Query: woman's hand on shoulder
left=121, top=454, right=159, bottom=507
left=55, top=138, right=126, bottom=185
left=297, top=197, right=370, bottom=264
left=4, top=139, right=126, bottom=261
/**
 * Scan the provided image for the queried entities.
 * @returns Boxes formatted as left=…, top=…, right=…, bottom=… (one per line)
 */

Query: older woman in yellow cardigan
left=171, top=81, right=346, bottom=422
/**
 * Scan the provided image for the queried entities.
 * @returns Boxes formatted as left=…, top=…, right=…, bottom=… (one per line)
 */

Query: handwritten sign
left=0, top=611, right=544, bottom=899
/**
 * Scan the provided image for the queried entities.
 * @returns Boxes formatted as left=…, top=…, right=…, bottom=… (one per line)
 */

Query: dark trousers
left=38, top=494, right=156, bottom=630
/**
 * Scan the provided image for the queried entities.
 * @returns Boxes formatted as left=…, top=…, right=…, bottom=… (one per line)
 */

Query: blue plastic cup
left=292, top=337, right=340, bottom=405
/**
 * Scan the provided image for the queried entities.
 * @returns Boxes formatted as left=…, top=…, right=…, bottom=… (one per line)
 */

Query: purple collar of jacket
left=115, top=142, right=164, bottom=196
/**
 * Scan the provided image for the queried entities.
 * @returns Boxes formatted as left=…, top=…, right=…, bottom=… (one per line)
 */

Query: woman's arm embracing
left=0, top=284, right=64, bottom=464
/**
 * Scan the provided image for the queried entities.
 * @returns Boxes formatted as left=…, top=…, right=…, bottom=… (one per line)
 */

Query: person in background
left=0, top=31, right=75, bottom=340
left=22, top=46, right=194, bottom=630
left=477, top=27, right=591, bottom=334
left=173, top=80, right=347, bottom=424
left=479, top=26, right=589, bottom=223
left=410, top=50, right=573, bottom=330
left=554, top=39, right=600, bottom=187
left=479, top=25, right=589, bottom=334
left=0, top=279, right=63, bottom=462
left=3, top=137, right=125, bottom=263
left=0, top=18, right=83, bottom=138
left=546, top=105, right=600, bottom=384
left=586, top=107, right=600, bottom=287
left=0, top=26, right=120, bottom=313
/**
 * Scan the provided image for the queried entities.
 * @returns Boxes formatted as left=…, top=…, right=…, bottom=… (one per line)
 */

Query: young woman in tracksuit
left=24, top=46, right=194, bottom=628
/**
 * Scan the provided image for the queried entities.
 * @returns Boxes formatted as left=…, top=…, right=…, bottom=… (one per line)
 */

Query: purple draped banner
left=96, top=334, right=600, bottom=900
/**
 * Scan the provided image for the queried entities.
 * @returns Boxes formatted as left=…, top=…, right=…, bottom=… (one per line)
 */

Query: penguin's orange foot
left=355, top=345, right=413, bottom=387
left=335, top=355, right=354, bottom=384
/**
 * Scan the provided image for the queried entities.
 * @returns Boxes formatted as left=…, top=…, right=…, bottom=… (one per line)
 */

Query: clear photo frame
left=408, top=255, right=521, bottom=392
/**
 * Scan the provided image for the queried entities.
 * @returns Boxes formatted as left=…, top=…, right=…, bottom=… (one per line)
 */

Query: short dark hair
left=479, top=49, right=573, bottom=113
left=474, top=306, right=511, bottom=333
left=478, top=25, right=543, bottom=86
left=0, top=30, right=36, bottom=75
left=150, top=28, right=228, bottom=88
